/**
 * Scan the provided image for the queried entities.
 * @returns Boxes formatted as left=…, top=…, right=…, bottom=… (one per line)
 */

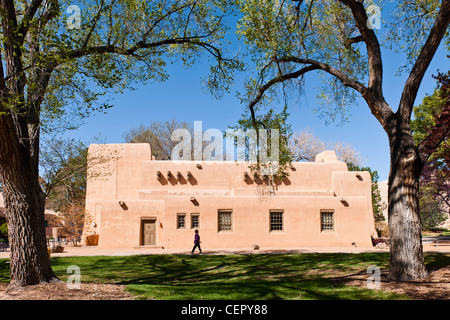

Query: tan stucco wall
left=84, top=143, right=377, bottom=249
left=161, top=195, right=374, bottom=249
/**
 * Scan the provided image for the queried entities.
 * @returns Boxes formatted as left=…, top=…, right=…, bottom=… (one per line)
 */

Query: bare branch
left=273, top=56, right=367, bottom=94
left=183, top=0, right=198, bottom=38
left=248, top=64, right=319, bottom=126
left=339, top=0, right=383, bottom=96
left=347, top=35, right=363, bottom=45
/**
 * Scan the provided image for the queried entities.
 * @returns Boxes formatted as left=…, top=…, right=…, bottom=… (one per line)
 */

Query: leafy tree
left=228, top=106, right=294, bottom=179
left=412, top=71, right=450, bottom=230
left=236, top=0, right=450, bottom=280
left=420, top=193, right=448, bottom=230
left=0, top=221, right=7, bottom=240
left=0, top=0, right=242, bottom=287
left=420, top=160, right=450, bottom=211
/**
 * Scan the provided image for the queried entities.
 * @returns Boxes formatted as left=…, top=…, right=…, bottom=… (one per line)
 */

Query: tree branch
left=1, top=0, right=22, bottom=75
left=0, top=0, right=29, bottom=145
left=398, top=0, right=450, bottom=123
left=347, top=35, right=363, bottom=45
left=54, top=36, right=229, bottom=65
left=339, top=0, right=383, bottom=96
left=81, top=0, right=105, bottom=52
left=248, top=64, right=319, bottom=127
left=17, top=0, right=43, bottom=44
left=248, top=54, right=396, bottom=130
left=275, top=56, right=367, bottom=94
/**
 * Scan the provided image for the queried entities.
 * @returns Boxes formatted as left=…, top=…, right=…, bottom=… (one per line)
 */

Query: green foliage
left=236, top=0, right=377, bottom=123
left=420, top=193, right=448, bottom=230
left=6, top=0, right=243, bottom=134
left=235, top=0, right=449, bottom=125
left=387, top=1, right=448, bottom=71
left=411, top=86, right=447, bottom=146
left=228, top=105, right=294, bottom=179
left=411, top=80, right=449, bottom=230
left=0, top=223, right=7, bottom=241
left=5, top=0, right=245, bottom=215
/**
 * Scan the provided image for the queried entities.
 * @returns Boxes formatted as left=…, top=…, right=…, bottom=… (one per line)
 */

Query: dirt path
left=0, top=282, right=134, bottom=300
left=340, top=265, right=450, bottom=300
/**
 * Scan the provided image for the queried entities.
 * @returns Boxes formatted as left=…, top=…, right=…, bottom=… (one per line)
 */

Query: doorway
left=141, top=219, right=156, bottom=246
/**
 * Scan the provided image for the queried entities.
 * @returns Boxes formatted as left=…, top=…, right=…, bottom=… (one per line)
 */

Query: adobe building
left=83, top=143, right=378, bottom=250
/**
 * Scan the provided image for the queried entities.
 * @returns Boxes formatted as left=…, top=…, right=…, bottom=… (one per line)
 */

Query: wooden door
left=142, top=220, right=156, bottom=245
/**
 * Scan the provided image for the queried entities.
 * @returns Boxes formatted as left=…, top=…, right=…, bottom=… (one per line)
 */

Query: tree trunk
left=0, top=114, right=58, bottom=287
left=387, top=121, right=429, bottom=281
left=4, top=185, right=58, bottom=287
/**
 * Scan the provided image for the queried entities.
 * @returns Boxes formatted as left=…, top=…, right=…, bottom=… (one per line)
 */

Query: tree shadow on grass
left=424, top=253, right=450, bottom=271
left=48, top=253, right=398, bottom=299
left=2, top=252, right=446, bottom=299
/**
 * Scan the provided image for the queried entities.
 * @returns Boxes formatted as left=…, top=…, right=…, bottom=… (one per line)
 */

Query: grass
left=423, top=228, right=450, bottom=237
left=0, top=252, right=449, bottom=300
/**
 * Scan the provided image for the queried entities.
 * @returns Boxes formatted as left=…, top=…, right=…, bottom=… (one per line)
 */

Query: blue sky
left=61, top=7, right=449, bottom=182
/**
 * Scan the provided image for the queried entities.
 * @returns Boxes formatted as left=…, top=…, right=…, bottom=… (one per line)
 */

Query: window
left=270, top=211, right=283, bottom=231
left=218, top=210, right=232, bottom=231
left=191, top=213, right=200, bottom=229
left=321, top=210, right=334, bottom=231
left=177, top=213, right=186, bottom=229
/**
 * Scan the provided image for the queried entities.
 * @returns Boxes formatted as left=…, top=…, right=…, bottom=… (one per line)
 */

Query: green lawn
left=423, top=228, right=450, bottom=237
left=1, top=252, right=449, bottom=300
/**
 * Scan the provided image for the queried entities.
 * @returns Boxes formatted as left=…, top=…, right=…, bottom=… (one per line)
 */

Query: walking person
left=191, top=229, right=202, bottom=253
